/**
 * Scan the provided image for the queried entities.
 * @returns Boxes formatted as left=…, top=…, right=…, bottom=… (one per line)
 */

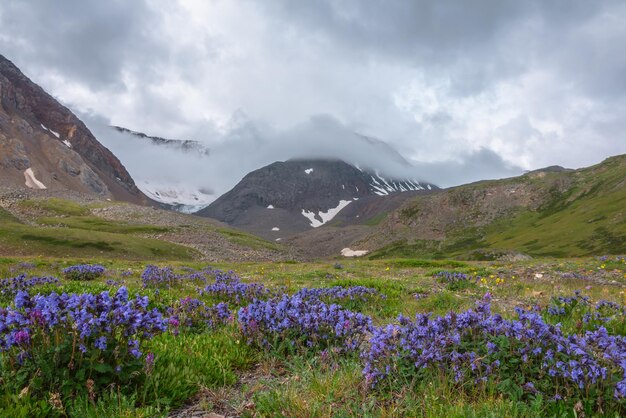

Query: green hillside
left=368, top=155, right=626, bottom=259
left=0, top=197, right=283, bottom=261
left=0, top=202, right=197, bottom=261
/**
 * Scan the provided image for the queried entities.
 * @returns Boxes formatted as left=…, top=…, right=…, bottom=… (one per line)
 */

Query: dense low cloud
left=1, top=0, right=625, bottom=191
left=86, top=112, right=521, bottom=203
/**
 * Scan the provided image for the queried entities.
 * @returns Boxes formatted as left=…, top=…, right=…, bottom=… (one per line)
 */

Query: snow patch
left=275, top=238, right=281, bottom=241
left=137, top=180, right=214, bottom=213
left=40, top=124, right=60, bottom=138
left=24, top=168, right=46, bottom=189
left=341, top=248, right=368, bottom=257
left=301, top=199, right=352, bottom=228
left=271, top=227, right=280, bottom=231
left=63, top=140, right=72, bottom=148
left=304, top=168, right=314, bottom=174
left=267, top=204, right=274, bottom=209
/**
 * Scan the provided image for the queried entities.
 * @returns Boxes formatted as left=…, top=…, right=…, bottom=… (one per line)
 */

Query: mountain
left=0, top=54, right=148, bottom=203
left=196, top=158, right=438, bottom=239
left=109, top=126, right=212, bottom=212
left=354, top=154, right=626, bottom=259
left=111, top=126, right=210, bottom=156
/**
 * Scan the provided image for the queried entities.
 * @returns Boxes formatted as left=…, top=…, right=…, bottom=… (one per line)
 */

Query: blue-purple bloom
left=62, top=264, right=106, bottom=281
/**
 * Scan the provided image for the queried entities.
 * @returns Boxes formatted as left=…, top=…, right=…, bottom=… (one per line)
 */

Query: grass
left=364, top=211, right=388, bottom=226
left=0, top=207, right=20, bottom=224
left=37, top=216, right=169, bottom=234
left=0, top=223, right=197, bottom=260
left=216, top=228, right=283, bottom=251
left=0, top=197, right=285, bottom=261
left=0, top=202, right=196, bottom=261
left=18, top=198, right=92, bottom=216
left=0, top=255, right=624, bottom=416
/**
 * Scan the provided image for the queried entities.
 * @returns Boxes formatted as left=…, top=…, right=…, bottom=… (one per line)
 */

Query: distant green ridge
left=368, top=154, right=626, bottom=259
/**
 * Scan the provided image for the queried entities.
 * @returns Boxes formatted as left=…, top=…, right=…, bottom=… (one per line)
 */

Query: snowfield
left=301, top=199, right=352, bottom=228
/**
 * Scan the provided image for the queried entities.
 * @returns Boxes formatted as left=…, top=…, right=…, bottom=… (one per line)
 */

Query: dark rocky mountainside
left=0, top=54, right=149, bottom=203
left=197, top=158, right=438, bottom=239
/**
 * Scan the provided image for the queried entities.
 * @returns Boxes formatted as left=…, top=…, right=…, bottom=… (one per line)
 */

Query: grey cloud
left=0, top=0, right=164, bottom=89
left=1, top=0, right=625, bottom=192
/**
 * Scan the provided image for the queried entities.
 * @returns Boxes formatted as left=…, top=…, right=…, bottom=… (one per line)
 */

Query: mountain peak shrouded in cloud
left=1, top=0, right=624, bottom=184
left=82, top=113, right=522, bottom=209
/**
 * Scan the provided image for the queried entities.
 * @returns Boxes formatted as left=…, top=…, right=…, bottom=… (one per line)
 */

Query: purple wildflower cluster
left=141, top=265, right=179, bottom=288
left=9, top=262, right=36, bottom=273
left=166, top=297, right=232, bottom=334
left=0, top=287, right=167, bottom=369
left=546, top=292, right=589, bottom=316
left=0, top=274, right=59, bottom=297
left=434, top=271, right=477, bottom=289
left=545, top=291, right=625, bottom=333
left=238, top=294, right=372, bottom=353
left=294, top=286, right=384, bottom=303
left=362, top=293, right=626, bottom=401
left=200, top=270, right=270, bottom=304
left=140, top=265, right=214, bottom=288
left=598, top=255, right=626, bottom=264
left=582, top=300, right=626, bottom=330
left=62, top=264, right=106, bottom=281
left=559, top=272, right=588, bottom=280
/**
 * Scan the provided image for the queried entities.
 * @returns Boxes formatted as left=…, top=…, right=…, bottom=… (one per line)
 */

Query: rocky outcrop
left=0, top=54, right=149, bottom=203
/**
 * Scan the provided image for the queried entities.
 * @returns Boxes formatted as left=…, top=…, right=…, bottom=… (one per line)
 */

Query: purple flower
left=62, top=264, right=105, bottom=281
left=94, top=336, right=107, bottom=350
left=14, top=329, right=29, bottom=345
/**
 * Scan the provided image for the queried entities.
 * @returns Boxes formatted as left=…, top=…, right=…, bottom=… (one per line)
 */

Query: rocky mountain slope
left=0, top=54, right=149, bottom=203
left=196, top=158, right=438, bottom=239
left=353, top=154, right=626, bottom=259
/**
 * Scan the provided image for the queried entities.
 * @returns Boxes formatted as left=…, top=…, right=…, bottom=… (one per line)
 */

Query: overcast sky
left=1, top=0, right=625, bottom=190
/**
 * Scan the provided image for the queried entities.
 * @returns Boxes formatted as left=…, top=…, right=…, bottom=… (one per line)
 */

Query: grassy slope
left=370, top=155, right=626, bottom=259
left=0, top=222, right=197, bottom=261
left=1, top=197, right=286, bottom=261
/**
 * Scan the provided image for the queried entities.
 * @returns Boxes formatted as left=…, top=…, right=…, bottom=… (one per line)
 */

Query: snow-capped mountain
left=196, top=158, right=438, bottom=239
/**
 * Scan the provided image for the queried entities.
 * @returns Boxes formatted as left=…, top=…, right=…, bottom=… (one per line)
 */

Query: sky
left=1, top=0, right=625, bottom=195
